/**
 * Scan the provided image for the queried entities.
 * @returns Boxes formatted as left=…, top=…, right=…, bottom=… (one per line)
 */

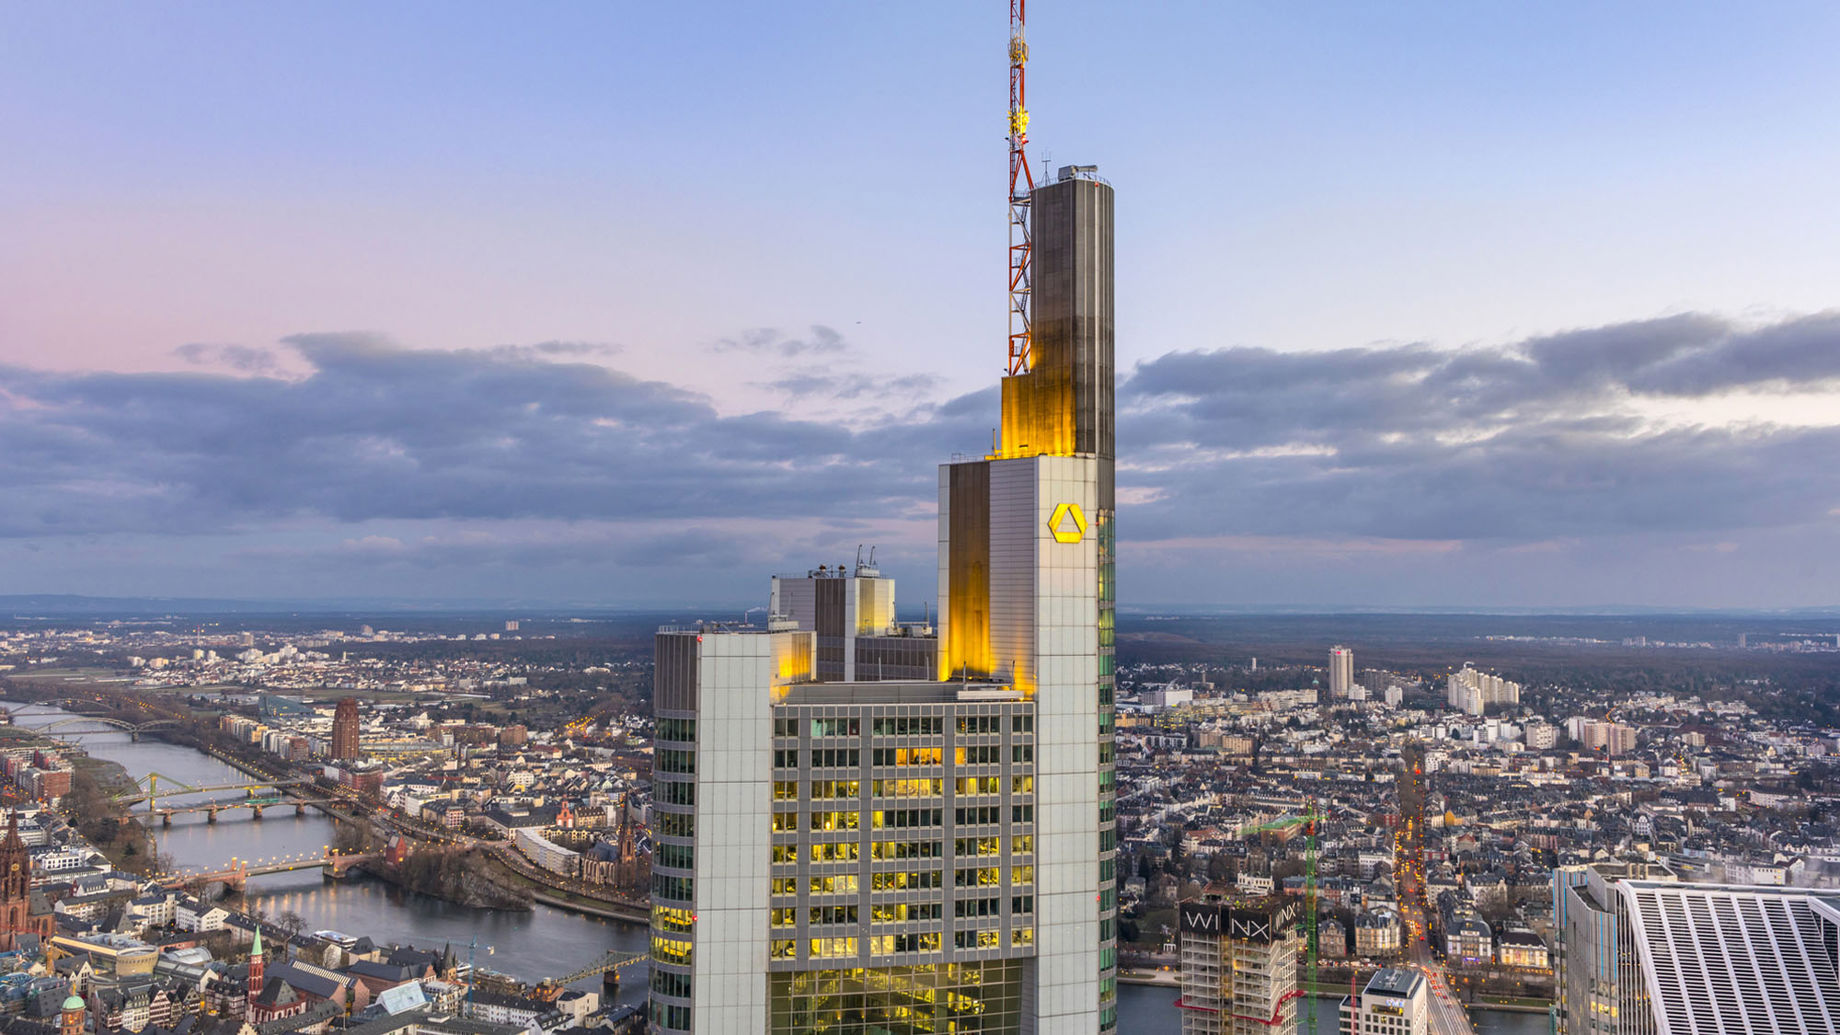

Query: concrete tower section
left=942, top=164, right=1117, bottom=1033
left=998, top=167, right=1116, bottom=469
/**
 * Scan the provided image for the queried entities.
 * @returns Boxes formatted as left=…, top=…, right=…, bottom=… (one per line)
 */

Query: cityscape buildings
left=648, top=164, right=1116, bottom=1034
left=1572, top=719, right=1638, bottom=756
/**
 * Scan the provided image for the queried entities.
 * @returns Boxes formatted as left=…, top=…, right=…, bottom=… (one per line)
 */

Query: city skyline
left=8, top=3, right=1840, bottom=609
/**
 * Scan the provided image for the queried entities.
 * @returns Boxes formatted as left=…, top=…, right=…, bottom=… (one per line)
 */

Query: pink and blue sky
left=5, top=2, right=1840, bottom=608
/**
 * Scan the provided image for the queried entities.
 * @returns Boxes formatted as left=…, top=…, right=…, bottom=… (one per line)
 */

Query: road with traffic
left=1399, top=896, right=1479, bottom=1035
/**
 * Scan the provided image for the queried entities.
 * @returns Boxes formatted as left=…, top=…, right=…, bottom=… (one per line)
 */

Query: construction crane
left=1007, top=0, right=1035, bottom=375
left=1302, top=800, right=1320, bottom=1035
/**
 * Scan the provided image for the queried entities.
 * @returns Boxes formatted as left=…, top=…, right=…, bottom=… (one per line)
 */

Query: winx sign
left=1178, top=900, right=1298, bottom=944
left=1179, top=905, right=1222, bottom=934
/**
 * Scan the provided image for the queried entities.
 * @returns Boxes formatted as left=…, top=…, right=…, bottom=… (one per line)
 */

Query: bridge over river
left=1, top=699, right=656, bottom=1013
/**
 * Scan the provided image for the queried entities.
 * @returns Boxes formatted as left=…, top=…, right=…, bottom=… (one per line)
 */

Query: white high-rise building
left=1554, top=862, right=1840, bottom=1035
left=1329, top=646, right=1354, bottom=698
left=1524, top=722, right=1559, bottom=750
left=1447, top=665, right=1520, bottom=716
left=1574, top=720, right=1638, bottom=755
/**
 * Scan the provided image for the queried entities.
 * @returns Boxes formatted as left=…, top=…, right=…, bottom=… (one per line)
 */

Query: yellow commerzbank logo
left=1048, top=503, right=1087, bottom=544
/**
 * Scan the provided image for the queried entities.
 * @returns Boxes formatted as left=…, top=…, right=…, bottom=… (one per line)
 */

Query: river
left=4, top=704, right=650, bottom=1011
left=10, top=705, right=1549, bottom=1033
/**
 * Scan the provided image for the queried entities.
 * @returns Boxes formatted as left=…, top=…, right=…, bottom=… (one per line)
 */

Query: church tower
left=0, top=810, right=34, bottom=945
left=246, top=920, right=264, bottom=1009
left=247, top=928, right=265, bottom=1014
left=59, top=994, right=84, bottom=1035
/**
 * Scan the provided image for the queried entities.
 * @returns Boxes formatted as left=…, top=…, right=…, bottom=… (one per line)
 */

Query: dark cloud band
left=2, top=313, right=1837, bottom=554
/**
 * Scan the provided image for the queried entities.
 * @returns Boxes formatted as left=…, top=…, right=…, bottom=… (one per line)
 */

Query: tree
left=277, top=910, right=306, bottom=939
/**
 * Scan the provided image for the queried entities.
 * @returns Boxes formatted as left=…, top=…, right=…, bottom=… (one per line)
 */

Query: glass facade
left=769, top=961, right=1025, bottom=1034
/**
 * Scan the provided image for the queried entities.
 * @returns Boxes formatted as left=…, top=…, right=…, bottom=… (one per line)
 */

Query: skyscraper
left=1175, top=893, right=1300, bottom=1035
left=1554, top=862, right=1840, bottom=1035
left=1328, top=646, right=1354, bottom=699
left=944, top=163, right=1116, bottom=1032
left=648, top=165, right=1115, bottom=1035
left=330, top=698, right=361, bottom=760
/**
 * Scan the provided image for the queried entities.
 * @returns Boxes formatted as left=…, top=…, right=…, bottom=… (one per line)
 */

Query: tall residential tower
left=1328, top=646, right=1354, bottom=699
left=330, top=697, right=361, bottom=760
left=648, top=165, right=1117, bottom=1035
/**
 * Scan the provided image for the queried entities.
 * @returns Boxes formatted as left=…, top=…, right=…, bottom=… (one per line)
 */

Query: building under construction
left=1176, top=891, right=1301, bottom=1035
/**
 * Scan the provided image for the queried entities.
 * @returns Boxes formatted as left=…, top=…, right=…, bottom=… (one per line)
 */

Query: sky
left=4, top=2, right=1840, bottom=610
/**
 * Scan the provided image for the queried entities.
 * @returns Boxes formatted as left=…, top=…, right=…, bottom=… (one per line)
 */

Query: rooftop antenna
left=1007, top=0, right=1035, bottom=376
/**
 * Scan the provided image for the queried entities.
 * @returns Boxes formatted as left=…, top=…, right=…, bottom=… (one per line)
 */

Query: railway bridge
left=109, top=772, right=322, bottom=824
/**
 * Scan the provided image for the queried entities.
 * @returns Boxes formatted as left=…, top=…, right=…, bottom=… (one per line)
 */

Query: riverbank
left=531, top=890, right=648, bottom=924
left=369, top=848, right=533, bottom=911
left=3, top=722, right=171, bottom=877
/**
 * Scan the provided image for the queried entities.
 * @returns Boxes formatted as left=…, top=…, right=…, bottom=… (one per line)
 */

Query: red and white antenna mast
left=1007, top=0, right=1035, bottom=376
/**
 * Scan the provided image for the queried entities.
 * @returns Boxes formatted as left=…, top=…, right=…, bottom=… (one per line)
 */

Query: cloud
left=173, top=343, right=284, bottom=375
left=761, top=370, right=942, bottom=401
left=0, top=332, right=968, bottom=540
left=712, top=324, right=849, bottom=357
left=1120, top=311, right=1840, bottom=545
left=5, top=312, right=1840, bottom=599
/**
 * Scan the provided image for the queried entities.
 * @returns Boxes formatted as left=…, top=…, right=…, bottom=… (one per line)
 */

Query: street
left=1398, top=894, right=1478, bottom=1035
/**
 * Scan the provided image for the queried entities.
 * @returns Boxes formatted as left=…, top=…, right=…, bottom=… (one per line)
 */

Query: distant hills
left=1, top=594, right=1834, bottom=619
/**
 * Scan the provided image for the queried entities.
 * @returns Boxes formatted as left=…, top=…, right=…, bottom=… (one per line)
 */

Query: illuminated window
left=809, top=937, right=858, bottom=959
left=650, top=937, right=693, bottom=966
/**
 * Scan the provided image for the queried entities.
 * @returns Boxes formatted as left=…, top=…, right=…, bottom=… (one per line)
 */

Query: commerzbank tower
left=646, top=12, right=1117, bottom=1034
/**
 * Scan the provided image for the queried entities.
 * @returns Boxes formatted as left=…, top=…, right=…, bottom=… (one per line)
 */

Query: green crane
left=1303, top=800, right=1319, bottom=1035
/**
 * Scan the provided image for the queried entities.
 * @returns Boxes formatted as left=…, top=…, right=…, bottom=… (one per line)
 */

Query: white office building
left=1555, top=862, right=1840, bottom=1035
left=1340, top=968, right=1428, bottom=1035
